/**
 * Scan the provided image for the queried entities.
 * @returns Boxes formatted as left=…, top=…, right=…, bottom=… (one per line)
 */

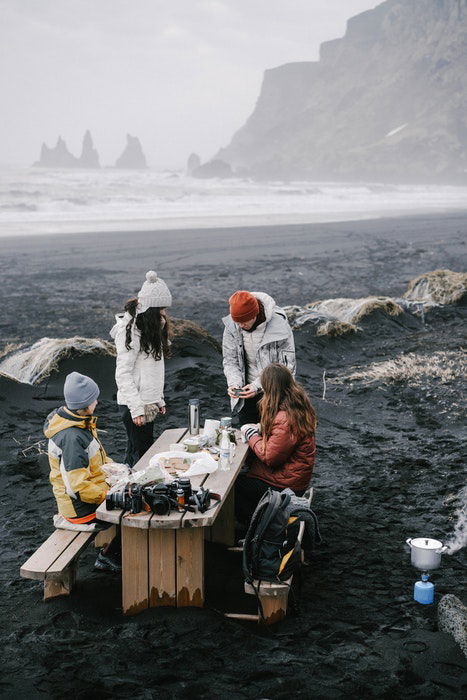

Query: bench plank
left=20, top=530, right=86, bottom=580
left=47, top=531, right=95, bottom=575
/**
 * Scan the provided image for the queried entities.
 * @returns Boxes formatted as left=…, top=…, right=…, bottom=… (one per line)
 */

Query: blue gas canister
left=414, top=574, right=434, bottom=604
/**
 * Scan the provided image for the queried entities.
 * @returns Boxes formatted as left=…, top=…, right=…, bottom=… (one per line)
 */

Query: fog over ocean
left=1, top=166, right=467, bottom=237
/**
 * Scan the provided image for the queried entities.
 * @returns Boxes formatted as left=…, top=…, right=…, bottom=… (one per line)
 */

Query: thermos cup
left=188, top=399, right=200, bottom=435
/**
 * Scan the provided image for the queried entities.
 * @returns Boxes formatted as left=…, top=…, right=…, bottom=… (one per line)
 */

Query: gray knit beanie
left=137, top=270, right=172, bottom=313
left=64, top=372, right=100, bottom=411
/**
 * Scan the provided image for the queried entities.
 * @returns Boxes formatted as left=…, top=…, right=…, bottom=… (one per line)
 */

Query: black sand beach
left=1, top=212, right=466, bottom=698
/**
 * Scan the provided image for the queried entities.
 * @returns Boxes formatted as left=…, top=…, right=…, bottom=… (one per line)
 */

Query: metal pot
left=406, top=537, right=447, bottom=571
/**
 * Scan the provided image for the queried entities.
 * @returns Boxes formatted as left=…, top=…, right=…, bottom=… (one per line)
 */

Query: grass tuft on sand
left=334, top=349, right=467, bottom=386
left=405, top=269, right=467, bottom=305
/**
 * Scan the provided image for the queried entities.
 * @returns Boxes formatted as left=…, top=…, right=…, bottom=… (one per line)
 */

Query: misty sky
left=1, top=0, right=380, bottom=169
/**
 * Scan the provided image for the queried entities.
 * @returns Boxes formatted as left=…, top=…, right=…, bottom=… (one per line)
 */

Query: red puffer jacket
left=247, top=410, right=315, bottom=492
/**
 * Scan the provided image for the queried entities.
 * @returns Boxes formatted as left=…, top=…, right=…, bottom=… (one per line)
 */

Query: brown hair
left=124, top=298, right=171, bottom=360
left=259, top=363, right=317, bottom=446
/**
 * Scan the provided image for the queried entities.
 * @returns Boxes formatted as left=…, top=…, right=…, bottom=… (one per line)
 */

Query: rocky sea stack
left=115, top=134, right=148, bottom=169
left=79, top=130, right=100, bottom=168
left=186, top=152, right=201, bottom=175
left=34, top=131, right=101, bottom=169
left=218, top=0, right=467, bottom=183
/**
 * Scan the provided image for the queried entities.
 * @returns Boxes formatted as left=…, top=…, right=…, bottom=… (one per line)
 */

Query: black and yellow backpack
left=242, top=489, right=311, bottom=585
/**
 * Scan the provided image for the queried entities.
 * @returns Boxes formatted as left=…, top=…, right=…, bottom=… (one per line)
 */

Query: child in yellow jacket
left=44, top=371, right=120, bottom=572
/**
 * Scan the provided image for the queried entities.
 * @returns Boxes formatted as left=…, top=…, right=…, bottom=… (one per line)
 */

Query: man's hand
left=228, top=386, right=241, bottom=398
left=240, top=384, right=257, bottom=400
left=160, top=406, right=166, bottom=415
left=133, top=415, right=145, bottom=427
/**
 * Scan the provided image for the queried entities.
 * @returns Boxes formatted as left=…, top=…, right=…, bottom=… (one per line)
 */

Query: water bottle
left=219, top=429, right=231, bottom=471
left=188, top=399, right=200, bottom=435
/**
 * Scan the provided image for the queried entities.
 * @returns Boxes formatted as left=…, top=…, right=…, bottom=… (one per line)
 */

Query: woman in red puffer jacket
left=235, top=362, right=317, bottom=525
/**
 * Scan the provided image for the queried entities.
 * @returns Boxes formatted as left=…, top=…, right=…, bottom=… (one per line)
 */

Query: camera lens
left=143, top=484, right=171, bottom=516
left=152, top=495, right=170, bottom=515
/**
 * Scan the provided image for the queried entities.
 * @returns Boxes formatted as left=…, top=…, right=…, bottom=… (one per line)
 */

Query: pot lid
left=410, top=537, right=443, bottom=550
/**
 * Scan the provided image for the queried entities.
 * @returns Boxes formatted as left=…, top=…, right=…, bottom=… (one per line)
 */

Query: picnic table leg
left=122, top=523, right=149, bottom=615
left=176, top=527, right=204, bottom=607
left=149, top=529, right=176, bottom=607
left=210, top=489, right=236, bottom=547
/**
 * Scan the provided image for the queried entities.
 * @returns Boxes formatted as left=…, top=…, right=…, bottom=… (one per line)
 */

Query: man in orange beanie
left=222, top=290, right=295, bottom=424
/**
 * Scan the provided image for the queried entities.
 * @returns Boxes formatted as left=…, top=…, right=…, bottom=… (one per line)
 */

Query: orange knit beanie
left=229, top=291, right=259, bottom=323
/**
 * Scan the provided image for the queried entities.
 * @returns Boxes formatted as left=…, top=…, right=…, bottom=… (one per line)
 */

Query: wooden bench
left=20, top=525, right=116, bottom=600
left=226, top=487, right=313, bottom=625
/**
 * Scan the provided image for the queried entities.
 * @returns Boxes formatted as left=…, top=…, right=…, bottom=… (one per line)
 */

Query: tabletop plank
left=96, top=427, right=188, bottom=526
left=125, top=427, right=188, bottom=529
left=97, top=428, right=249, bottom=531
left=181, top=434, right=250, bottom=528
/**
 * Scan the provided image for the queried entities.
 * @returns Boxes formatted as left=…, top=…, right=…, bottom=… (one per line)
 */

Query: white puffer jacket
left=110, top=313, right=166, bottom=419
left=222, top=292, right=296, bottom=412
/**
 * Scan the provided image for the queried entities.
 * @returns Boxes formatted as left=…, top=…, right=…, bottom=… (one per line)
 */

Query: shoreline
left=1, top=204, right=467, bottom=240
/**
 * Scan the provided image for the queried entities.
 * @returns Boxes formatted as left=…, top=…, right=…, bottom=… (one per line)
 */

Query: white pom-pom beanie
left=137, top=270, right=172, bottom=312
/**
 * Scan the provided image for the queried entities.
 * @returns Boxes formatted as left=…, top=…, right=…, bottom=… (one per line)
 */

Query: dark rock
left=115, top=134, right=148, bottom=169
left=218, top=0, right=467, bottom=183
left=192, top=159, right=232, bottom=179
left=79, top=130, right=100, bottom=168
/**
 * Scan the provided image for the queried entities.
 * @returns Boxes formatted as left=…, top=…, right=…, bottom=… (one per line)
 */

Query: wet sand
left=0, top=212, right=466, bottom=698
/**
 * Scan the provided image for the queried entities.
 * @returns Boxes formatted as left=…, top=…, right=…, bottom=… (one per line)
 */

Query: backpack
left=242, top=489, right=304, bottom=585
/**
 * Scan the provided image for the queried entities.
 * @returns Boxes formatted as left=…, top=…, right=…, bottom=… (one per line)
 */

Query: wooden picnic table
left=96, top=427, right=249, bottom=615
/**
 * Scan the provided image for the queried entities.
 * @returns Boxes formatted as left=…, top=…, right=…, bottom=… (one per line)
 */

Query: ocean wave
left=284, top=269, right=466, bottom=336
left=0, top=337, right=115, bottom=385
left=1, top=167, right=467, bottom=235
left=0, top=203, right=38, bottom=212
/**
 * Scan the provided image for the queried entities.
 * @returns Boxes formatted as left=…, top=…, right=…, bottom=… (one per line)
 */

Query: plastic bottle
left=219, top=429, right=231, bottom=471
left=176, top=487, right=185, bottom=511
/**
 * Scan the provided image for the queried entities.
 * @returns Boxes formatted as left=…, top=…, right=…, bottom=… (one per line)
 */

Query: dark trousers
left=234, top=395, right=261, bottom=426
left=119, top=404, right=154, bottom=468
left=95, top=521, right=121, bottom=557
left=235, top=474, right=305, bottom=527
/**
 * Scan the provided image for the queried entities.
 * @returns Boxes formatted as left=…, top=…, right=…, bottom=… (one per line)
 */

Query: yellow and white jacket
left=44, top=407, right=110, bottom=522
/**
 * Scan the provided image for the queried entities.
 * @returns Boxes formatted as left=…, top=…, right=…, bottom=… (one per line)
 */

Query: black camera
left=188, top=486, right=210, bottom=513
left=143, top=483, right=174, bottom=516
left=106, top=478, right=211, bottom=516
left=106, top=483, right=143, bottom=514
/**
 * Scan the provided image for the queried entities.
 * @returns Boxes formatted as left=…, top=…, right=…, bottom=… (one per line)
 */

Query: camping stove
left=406, top=537, right=447, bottom=604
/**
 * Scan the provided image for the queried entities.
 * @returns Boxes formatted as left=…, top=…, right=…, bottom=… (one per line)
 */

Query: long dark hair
left=124, top=298, right=171, bottom=360
left=259, top=363, right=317, bottom=445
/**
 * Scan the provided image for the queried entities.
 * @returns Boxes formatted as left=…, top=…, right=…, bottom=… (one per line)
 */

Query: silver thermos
left=188, top=399, right=200, bottom=435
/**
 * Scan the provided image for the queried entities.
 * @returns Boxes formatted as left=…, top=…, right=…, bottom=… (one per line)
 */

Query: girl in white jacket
left=110, top=270, right=172, bottom=467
